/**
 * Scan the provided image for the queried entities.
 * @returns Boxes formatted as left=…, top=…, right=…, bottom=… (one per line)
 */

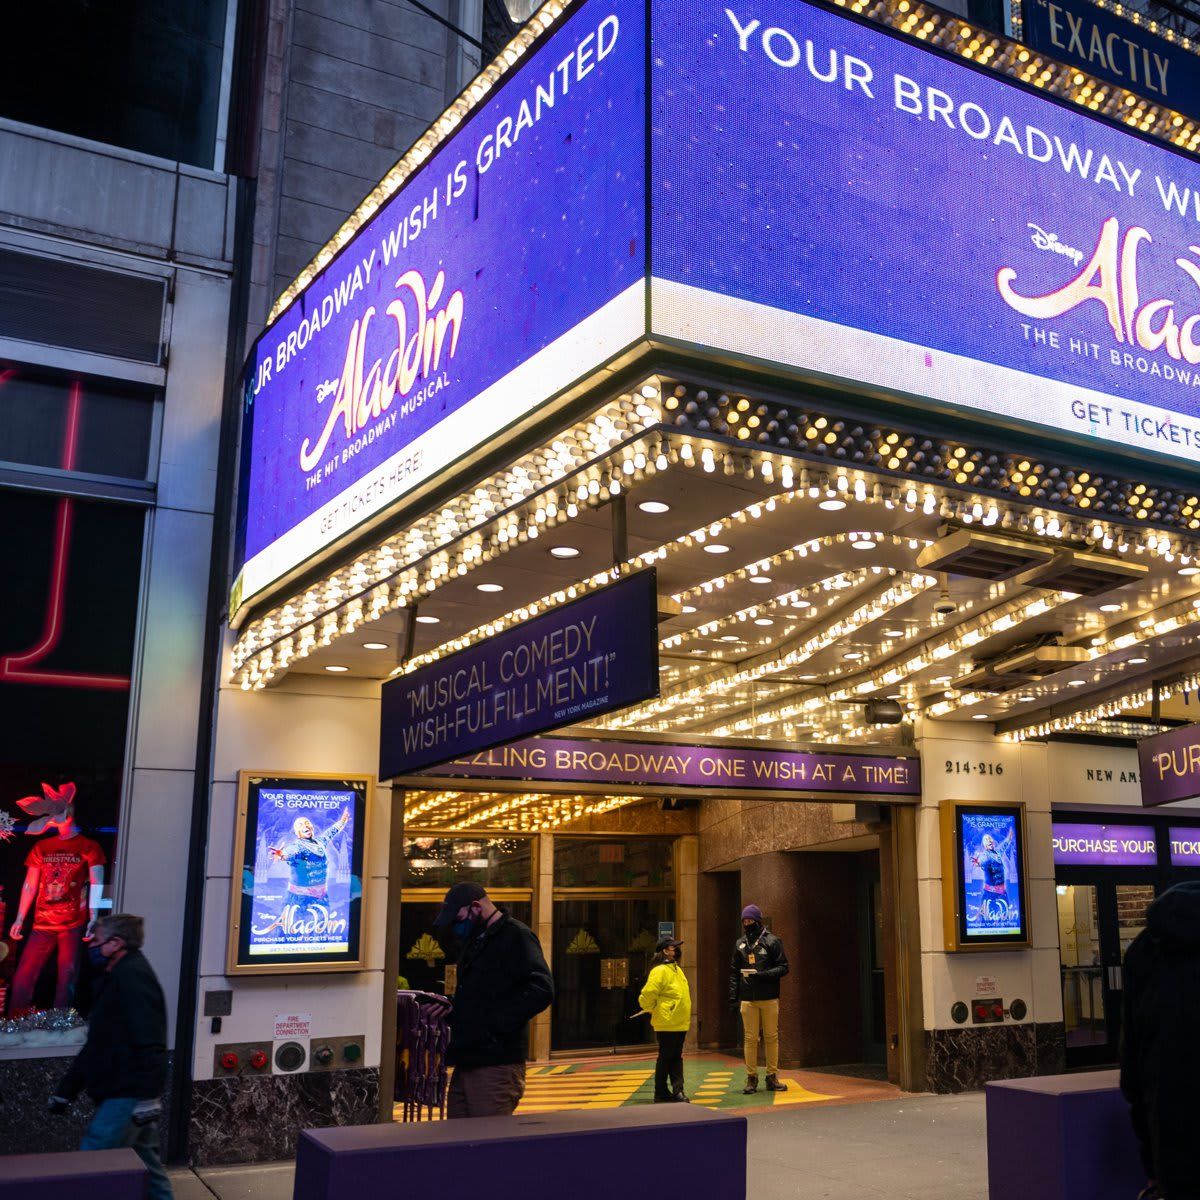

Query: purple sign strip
left=1170, top=828, right=1200, bottom=867
left=1139, top=724, right=1200, bottom=807
left=379, top=571, right=659, bottom=778
left=1052, top=822, right=1158, bottom=868
left=418, top=735, right=920, bottom=796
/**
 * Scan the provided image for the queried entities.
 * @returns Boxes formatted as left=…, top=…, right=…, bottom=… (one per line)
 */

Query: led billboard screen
left=652, top=1, right=1200, bottom=467
left=232, top=0, right=646, bottom=613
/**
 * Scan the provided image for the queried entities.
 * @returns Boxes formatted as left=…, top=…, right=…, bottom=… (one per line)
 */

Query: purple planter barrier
left=0, top=1149, right=147, bottom=1200
left=986, top=1071, right=1145, bottom=1200
left=294, top=1105, right=747, bottom=1200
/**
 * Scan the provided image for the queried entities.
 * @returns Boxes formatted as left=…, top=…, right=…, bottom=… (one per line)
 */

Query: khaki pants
left=741, top=999, right=780, bottom=1077
left=446, top=1063, right=526, bottom=1118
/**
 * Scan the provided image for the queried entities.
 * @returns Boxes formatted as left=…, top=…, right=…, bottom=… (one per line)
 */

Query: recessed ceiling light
left=681, top=605, right=697, bottom=614
left=749, top=575, right=772, bottom=584
left=797, top=674, right=818, bottom=681
left=703, top=543, right=731, bottom=554
left=754, top=618, right=774, bottom=626
left=325, top=665, right=349, bottom=673
left=719, top=634, right=741, bottom=642
left=843, top=651, right=863, bottom=660
left=972, top=713, right=990, bottom=720
left=476, top=583, right=504, bottom=593
left=884, top=628, right=905, bottom=637
left=362, top=641, right=389, bottom=650
left=639, top=500, right=671, bottom=514
left=1017, top=694, right=1035, bottom=702
left=818, top=499, right=846, bottom=511
left=1067, top=679, right=1087, bottom=687
left=931, top=675, right=952, bottom=684
left=1099, top=603, right=1121, bottom=613
left=1129, top=656, right=1148, bottom=665
left=1180, top=566, right=1200, bottom=576
left=549, top=546, right=580, bottom=559
left=852, top=538, right=876, bottom=550
left=415, top=615, right=440, bottom=625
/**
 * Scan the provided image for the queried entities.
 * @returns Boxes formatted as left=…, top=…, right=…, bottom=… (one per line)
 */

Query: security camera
left=933, top=577, right=958, bottom=616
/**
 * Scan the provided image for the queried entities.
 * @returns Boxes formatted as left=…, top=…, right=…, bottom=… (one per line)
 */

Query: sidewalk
left=168, top=1091, right=987, bottom=1200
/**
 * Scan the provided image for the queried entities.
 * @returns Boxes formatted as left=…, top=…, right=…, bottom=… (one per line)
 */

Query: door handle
left=1108, top=966, right=1123, bottom=991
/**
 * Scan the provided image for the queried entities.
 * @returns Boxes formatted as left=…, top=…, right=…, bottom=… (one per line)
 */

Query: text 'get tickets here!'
left=378, top=570, right=660, bottom=778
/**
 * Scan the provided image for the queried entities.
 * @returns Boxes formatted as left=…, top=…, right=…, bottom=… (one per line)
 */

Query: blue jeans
left=81, top=1098, right=172, bottom=1200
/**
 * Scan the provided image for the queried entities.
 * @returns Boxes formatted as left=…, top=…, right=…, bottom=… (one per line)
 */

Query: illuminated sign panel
left=232, top=0, right=646, bottom=613
left=238, top=0, right=1200, bottom=617
left=651, top=2, right=1200, bottom=467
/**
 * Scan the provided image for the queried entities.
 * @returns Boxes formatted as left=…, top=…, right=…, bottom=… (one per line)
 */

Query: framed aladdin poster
left=226, top=772, right=373, bottom=975
left=940, top=799, right=1031, bottom=952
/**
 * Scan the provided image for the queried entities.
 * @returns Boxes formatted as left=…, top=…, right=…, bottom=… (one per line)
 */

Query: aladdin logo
left=998, top=217, right=1200, bottom=365
left=299, top=268, right=463, bottom=473
left=252, top=903, right=348, bottom=938
left=1027, top=223, right=1084, bottom=268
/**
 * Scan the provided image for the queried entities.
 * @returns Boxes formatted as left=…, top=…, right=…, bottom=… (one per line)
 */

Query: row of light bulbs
left=234, top=386, right=1200, bottom=691
left=232, top=388, right=666, bottom=687
left=404, top=788, right=641, bottom=833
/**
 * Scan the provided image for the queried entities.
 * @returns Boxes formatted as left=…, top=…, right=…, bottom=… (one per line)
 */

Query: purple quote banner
left=1052, top=823, right=1158, bottom=868
left=420, top=735, right=920, bottom=797
left=1139, top=724, right=1200, bottom=807
left=379, top=571, right=659, bottom=778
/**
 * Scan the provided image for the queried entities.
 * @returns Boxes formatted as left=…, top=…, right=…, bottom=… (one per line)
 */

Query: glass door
left=1058, top=879, right=1157, bottom=1067
left=1057, top=884, right=1107, bottom=1063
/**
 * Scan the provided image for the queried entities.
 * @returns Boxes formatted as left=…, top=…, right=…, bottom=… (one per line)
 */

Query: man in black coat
left=49, top=913, right=171, bottom=1200
left=434, top=881, right=554, bottom=1118
left=1121, top=882, right=1200, bottom=1200
left=730, top=903, right=790, bottom=1094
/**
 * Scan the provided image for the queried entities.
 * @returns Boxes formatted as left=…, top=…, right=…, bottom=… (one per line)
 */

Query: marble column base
left=188, top=1067, right=379, bottom=1166
left=0, top=1052, right=173, bottom=1154
left=925, top=1021, right=1066, bottom=1093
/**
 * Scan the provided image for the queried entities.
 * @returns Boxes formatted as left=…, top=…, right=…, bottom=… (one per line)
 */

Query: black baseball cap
left=432, top=881, right=487, bottom=927
left=655, top=936, right=684, bottom=953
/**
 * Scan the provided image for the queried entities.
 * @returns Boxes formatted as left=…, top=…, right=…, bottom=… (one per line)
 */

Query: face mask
left=744, top=923, right=762, bottom=939
left=453, top=909, right=480, bottom=940
left=87, top=944, right=109, bottom=970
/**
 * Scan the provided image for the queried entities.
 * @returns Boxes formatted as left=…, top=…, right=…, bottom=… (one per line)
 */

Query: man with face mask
left=730, top=904, right=789, bottom=1094
left=433, top=881, right=554, bottom=1118
left=47, top=913, right=171, bottom=1200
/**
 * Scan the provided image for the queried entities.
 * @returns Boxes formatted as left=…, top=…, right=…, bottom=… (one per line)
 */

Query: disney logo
left=999, top=216, right=1200, bottom=367
left=314, top=379, right=339, bottom=404
left=1028, top=224, right=1084, bottom=268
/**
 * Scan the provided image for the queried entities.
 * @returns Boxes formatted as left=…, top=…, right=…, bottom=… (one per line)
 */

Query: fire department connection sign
left=235, top=0, right=1200, bottom=615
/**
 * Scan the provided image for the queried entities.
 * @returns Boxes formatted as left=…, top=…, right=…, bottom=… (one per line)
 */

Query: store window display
left=9, top=782, right=106, bottom=1014
left=0, top=487, right=142, bottom=1044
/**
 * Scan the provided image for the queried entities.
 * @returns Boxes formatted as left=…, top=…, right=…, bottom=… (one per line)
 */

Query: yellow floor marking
left=770, top=1082, right=840, bottom=1106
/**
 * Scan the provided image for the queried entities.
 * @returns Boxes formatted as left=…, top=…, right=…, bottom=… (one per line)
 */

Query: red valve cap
left=220, top=1052, right=239, bottom=1071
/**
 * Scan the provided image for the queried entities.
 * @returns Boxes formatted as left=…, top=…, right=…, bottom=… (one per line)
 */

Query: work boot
left=654, top=1094, right=675, bottom=1103
left=742, top=1076, right=758, bottom=1094
left=766, top=1074, right=787, bottom=1092
left=672, top=1090, right=690, bottom=1102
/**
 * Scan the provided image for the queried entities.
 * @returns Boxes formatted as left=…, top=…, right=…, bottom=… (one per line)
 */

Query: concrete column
left=677, top=835, right=699, bottom=1050
left=531, top=832, right=554, bottom=1061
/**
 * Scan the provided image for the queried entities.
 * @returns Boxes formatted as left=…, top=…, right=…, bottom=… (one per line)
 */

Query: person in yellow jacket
left=638, top=937, right=691, bottom=1103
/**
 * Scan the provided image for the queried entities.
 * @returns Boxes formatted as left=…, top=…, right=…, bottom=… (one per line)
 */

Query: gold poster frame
left=939, top=798, right=1032, bottom=953
left=226, top=769, right=375, bottom=976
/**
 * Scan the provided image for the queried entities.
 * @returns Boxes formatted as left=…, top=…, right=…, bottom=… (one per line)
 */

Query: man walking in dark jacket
left=434, top=881, right=554, bottom=1118
left=49, top=913, right=171, bottom=1200
left=1121, top=882, right=1200, bottom=1200
left=730, top=903, right=789, bottom=1094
